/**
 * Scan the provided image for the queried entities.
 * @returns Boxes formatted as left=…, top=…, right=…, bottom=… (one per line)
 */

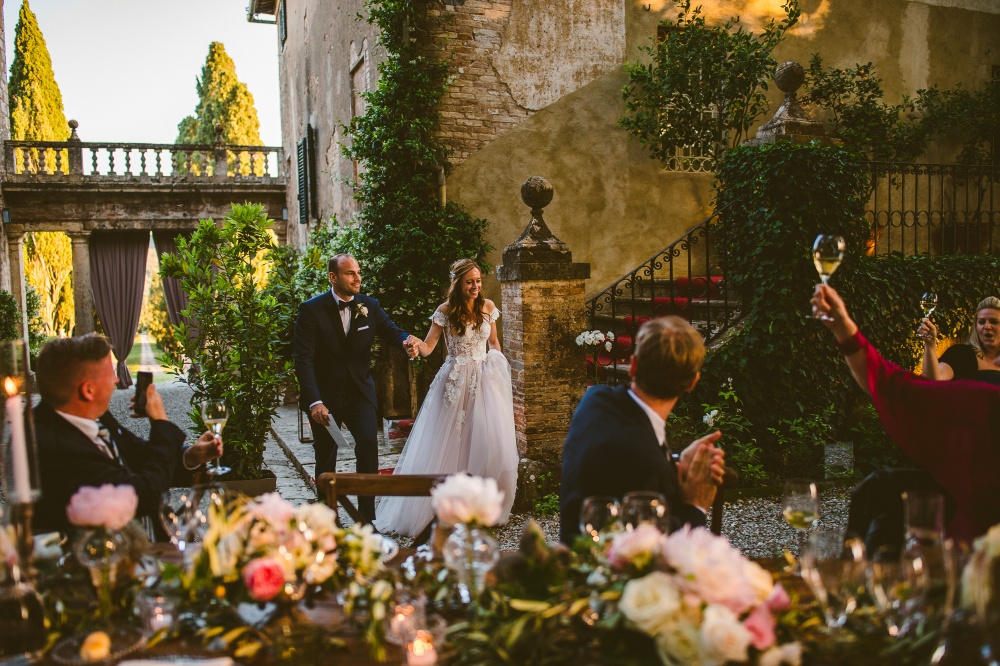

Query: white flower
left=703, top=409, right=719, bottom=427
left=759, top=642, right=803, bottom=666
left=431, top=473, right=505, bottom=527
left=605, top=341, right=613, bottom=352
left=356, top=304, right=369, bottom=318
left=619, top=571, right=682, bottom=637
left=66, top=484, right=138, bottom=531
left=656, top=621, right=703, bottom=665
left=700, top=604, right=752, bottom=666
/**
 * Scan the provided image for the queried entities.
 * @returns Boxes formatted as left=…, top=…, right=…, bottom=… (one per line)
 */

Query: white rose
left=700, top=604, right=752, bottom=666
left=431, top=474, right=504, bottom=527
left=619, top=571, right=682, bottom=637
left=759, top=642, right=803, bottom=666
left=656, top=620, right=702, bottom=665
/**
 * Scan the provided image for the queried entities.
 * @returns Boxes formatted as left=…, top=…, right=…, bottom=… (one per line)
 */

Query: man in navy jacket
left=560, top=317, right=725, bottom=544
left=294, top=254, right=418, bottom=521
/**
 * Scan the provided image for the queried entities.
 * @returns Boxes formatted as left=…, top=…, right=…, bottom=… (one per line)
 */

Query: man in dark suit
left=33, top=334, right=222, bottom=534
left=293, top=253, right=418, bottom=521
left=560, top=316, right=726, bottom=544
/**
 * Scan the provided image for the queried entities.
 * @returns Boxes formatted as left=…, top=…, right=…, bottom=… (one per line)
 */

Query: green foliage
left=8, top=0, right=68, bottom=144
left=24, top=284, right=44, bottom=357
left=620, top=0, right=800, bottom=162
left=532, top=472, right=560, bottom=516
left=766, top=404, right=836, bottom=477
left=24, top=231, right=73, bottom=336
left=340, top=0, right=492, bottom=335
left=917, top=77, right=1000, bottom=165
left=693, top=140, right=1000, bottom=479
left=0, top=291, right=21, bottom=340
left=159, top=203, right=294, bottom=480
left=176, top=42, right=262, bottom=146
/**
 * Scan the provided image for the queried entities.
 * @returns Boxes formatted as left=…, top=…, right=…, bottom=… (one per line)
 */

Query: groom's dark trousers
left=294, top=291, right=408, bottom=521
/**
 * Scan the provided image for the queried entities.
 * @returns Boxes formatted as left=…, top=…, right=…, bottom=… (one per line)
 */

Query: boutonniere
left=355, top=304, right=368, bottom=319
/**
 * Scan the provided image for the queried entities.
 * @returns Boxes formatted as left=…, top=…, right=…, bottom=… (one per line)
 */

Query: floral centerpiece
left=962, top=522, right=1000, bottom=652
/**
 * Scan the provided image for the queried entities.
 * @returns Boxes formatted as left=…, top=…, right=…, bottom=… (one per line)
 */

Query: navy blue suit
left=293, top=291, right=408, bottom=520
left=559, top=385, right=706, bottom=544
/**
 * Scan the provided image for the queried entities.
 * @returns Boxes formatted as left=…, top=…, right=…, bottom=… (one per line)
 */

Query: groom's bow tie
left=337, top=300, right=355, bottom=311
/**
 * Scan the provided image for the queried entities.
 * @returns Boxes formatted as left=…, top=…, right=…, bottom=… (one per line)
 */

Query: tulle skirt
left=375, top=349, right=518, bottom=536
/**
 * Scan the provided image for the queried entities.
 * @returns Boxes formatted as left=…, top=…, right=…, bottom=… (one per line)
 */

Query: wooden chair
left=317, top=472, right=447, bottom=543
left=710, top=466, right=741, bottom=535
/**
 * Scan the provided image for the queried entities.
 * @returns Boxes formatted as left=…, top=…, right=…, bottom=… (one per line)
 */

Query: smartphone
left=133, top=371, right=153, bottom=416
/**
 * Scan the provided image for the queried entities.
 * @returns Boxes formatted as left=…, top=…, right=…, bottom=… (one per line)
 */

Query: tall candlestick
left=4, top=377, right=30, bottom=503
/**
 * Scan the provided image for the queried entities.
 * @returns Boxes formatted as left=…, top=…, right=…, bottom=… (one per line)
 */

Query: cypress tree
left=176, top=42, right=262, bottom=146
left=8, top=0, right=74, bottom=335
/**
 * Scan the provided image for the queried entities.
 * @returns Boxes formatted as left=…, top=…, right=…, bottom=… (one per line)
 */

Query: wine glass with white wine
left=783, top=479, right=820, bottom=574
left=200, top=399, right=230, bottom=477
left=916, top=292, right=938, bottom=340
left=812, top=235, right=846, bottom=322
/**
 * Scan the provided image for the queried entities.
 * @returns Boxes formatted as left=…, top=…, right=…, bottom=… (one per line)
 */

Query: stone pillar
left=67, top=119, right=83, bottom=175
left=7, top=231, right=29, bottom=345
left=67, top=231, right=95, bottom=335
left=497, top=177, right=590, bottom=510
left=742, top=61, right=829, bottom=147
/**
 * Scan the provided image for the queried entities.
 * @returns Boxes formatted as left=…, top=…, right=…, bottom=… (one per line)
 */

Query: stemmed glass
left=188, top=484, right=227, bottom=541
left=916, top=292, right=938, bottom=340
left=801, top=529, right=867, bottom=628
left=812, top=235, right=846, bottom=321
left=200, top=399, right=230, bottom=477
left=578, top=496, right=622, bottom=543
left=159, top=488, right=196, bottom=553
left=622, top=491, right=670, bottom=533
left=782, top=479, right=820, bottom=572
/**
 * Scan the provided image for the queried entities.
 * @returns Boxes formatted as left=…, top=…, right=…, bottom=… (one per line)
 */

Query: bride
left=375, top=259, right=518, bottom=536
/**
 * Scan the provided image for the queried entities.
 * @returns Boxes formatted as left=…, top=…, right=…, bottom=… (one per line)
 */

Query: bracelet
left=834, top=332, right=863, bottom=355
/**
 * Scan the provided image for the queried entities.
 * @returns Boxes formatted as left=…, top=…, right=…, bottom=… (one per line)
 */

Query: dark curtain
left=152, top=231, right=190, bottom=327
left=89, top=231, right=149, bottom=388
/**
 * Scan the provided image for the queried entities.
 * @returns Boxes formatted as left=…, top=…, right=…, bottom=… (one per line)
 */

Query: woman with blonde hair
left=376, top=259, right=518, bottom=537
left=919, top=296, right=1000, bottom=386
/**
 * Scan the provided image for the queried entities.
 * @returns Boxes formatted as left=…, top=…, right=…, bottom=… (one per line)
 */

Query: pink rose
left=743, top=603, right=777, bottom=650
left=608, top=523, right=663, bottom=570
left=766, top=583, right=791, bottom=612
left=242, top=557, right=286, bottom=602
left=249, top=493, right=295, bottom=527
left=66, top=484, right=138, bottom=531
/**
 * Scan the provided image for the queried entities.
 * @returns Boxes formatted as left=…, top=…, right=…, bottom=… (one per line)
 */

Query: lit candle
left=406, top=631, right=437, bottom=666
left=388, top=603, right=415, bottom=643
left=149, top=610, right=172, bottom=632
left=4, top=377, right=30, bottom=503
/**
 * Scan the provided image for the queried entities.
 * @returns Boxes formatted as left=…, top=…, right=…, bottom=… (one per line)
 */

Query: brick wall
left=423, top=1, right=531, bottom=165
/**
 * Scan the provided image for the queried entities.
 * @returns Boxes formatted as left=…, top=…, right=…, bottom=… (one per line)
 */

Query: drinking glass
left=188, top=484, right=227, bottom=541
left=801, top=529, right=867, bottom=628
left=159, top=488, right=195, bottom=553
left=622, top=491, right=669, bottom=532
left=782, top=479, right=819, bottom=571
left=812, top=235, right=846, bottom=321
left=916, top=292, right=938, bottom=340
left=200, top=399, right=230, bottom=477
left=578, top=496, right=622, bottom=543
left=868, top=550, right=929, bottom=638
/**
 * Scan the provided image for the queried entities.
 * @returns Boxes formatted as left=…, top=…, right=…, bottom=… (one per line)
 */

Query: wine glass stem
left=797, top=529, right=806, bottom=574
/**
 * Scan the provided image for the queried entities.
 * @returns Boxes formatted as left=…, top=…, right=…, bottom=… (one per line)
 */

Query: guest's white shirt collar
left=56, top=409, right=102, bottom=445
left=627, top=389, right=666, bottom=448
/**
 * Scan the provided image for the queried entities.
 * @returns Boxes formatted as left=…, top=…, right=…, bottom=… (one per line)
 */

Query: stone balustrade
left=4, top=140, right=284, bottom=182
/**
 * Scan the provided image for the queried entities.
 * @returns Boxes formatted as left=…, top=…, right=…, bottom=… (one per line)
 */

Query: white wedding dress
left=375, top=308, right=518, bottom=536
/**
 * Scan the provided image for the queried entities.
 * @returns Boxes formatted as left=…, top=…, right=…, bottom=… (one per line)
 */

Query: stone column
left=67, top=231, right=95, bottom=335
left=497, top=177, right=590, bottom=510
left=7, top=231, right=29, bottom=344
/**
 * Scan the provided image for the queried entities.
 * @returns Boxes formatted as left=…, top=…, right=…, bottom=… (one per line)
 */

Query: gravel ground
left=107, top=379, right=197, bottom=440
left=491, top=486, right=851, bottom=558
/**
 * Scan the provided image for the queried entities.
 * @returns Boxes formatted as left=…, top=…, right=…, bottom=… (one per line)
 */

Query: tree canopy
left=8, top=0, right=68, bottom=143
left=176, top=42, right=263, bottom=146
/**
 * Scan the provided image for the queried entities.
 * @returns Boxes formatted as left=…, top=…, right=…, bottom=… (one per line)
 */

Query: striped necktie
left=95, top=421, right=121, bottom=464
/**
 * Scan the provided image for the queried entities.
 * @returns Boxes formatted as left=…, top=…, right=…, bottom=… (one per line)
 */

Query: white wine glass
left=782, top=479, right=820, bottom=573
left=916, top=292, right=938, bottom=340
left=200, top=399, right=231, bottom=477
left=578, top=496, right=622, bottom=543
left=801, top=529, right=867, bottom=628
left=812, top=235, right=846, bottom=322
left=622, top=491, right=670, bottom=533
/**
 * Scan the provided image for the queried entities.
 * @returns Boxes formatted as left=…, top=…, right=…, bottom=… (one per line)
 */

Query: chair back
left=317, top=472, right=447, bottom=527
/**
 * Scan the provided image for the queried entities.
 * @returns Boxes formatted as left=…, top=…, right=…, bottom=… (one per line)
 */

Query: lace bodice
left=431, top=308, right=500, bottom=362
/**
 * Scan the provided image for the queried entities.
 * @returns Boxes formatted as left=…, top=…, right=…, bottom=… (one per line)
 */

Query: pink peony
left=242, top=557, right=286, bottom=601
left=608, top=523, right=663, bottom=570
left=743, top=603, right=777, bottom=650
left=766, top=583, right=791, bottom=612
left=249, top=493, right=295, bottom=527
left=66, top=484, right=138, bottom=531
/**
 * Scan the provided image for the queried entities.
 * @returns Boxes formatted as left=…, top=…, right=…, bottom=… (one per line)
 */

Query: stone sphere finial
left=521, top=176, right=553, bottom=211
left=68, top=119, right=79, bottom=130
left=68, top=119, right=80, bottom=141
left=774, top=61, right=805, bottom=94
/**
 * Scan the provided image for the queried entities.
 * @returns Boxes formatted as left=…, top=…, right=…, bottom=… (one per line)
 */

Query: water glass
left=188, top=484, right=227, bottom=541
left=578, top=496, right=622, bottom=542
left=869, top=549, right=929, bottom=638
left=903, top=490, right=944, bottom=549
left=801, top=529, right=867, bottom=628
left=136, top=588, right=180, bottom=636
left=622, top=491, right=669, bottom=532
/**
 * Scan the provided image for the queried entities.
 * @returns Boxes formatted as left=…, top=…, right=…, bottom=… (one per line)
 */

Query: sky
left=2, top=0, right=282, bottom=145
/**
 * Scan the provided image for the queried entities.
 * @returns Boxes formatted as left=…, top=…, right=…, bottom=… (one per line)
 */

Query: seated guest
left=33, top=334, right=222, bottom=534
left=919, top=296, right=1000, bottom=386
left=812, top=285, right=1000, bottom=543
left=559, top=317, right=725, bottom=545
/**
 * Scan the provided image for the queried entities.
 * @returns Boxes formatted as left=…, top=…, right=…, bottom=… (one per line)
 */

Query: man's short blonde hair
left=633, top=316, right=705, bottom=399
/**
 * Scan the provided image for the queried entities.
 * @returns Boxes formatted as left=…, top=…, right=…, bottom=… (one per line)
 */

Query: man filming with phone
left=33, top=334, right=222, bottom=534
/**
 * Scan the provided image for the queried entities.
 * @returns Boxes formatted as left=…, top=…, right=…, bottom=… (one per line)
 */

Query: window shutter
left=279, top=0, right=287, bottom=47
left=297, top=125, right=317, bottom=224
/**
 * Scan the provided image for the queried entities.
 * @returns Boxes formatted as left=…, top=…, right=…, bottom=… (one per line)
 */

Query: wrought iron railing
left=585, top=207, right=742, bottom=385
left=3, top=140, right=284, bottom=182
left=866, top=161, right=999, bottom=256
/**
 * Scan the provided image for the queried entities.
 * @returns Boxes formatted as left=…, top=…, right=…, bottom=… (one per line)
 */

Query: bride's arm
left=486, top=301, right=501, bottom=352
left=411, top=308, right=446, bottom=358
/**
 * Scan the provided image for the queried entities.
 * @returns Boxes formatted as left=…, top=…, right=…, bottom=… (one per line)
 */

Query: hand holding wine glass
left=200, top=399, right=231, bottom=477
left=812, top=235, right=845, bottom=322
left=915, top=292, right=938, bottom=341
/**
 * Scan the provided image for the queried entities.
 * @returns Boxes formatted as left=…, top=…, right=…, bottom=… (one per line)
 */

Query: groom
left=294, top=254, right=419, bottom=521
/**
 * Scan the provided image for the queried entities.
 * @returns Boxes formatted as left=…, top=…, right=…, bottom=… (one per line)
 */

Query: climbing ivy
left=339, top=0, right=492, bottom=336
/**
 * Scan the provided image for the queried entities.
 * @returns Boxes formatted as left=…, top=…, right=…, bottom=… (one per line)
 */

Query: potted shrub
left=159, top=203, right=293, bottom=492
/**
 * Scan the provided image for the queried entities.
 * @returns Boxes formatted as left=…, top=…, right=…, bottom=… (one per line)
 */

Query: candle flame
left=413, top=638, right=432, bottom=655
left=3, top=377, right=16, bottom=397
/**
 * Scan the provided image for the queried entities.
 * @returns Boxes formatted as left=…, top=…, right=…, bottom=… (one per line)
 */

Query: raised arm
left=810, top=284, right=868, bottom=395
left=918, top=318, right=955, bottom=380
